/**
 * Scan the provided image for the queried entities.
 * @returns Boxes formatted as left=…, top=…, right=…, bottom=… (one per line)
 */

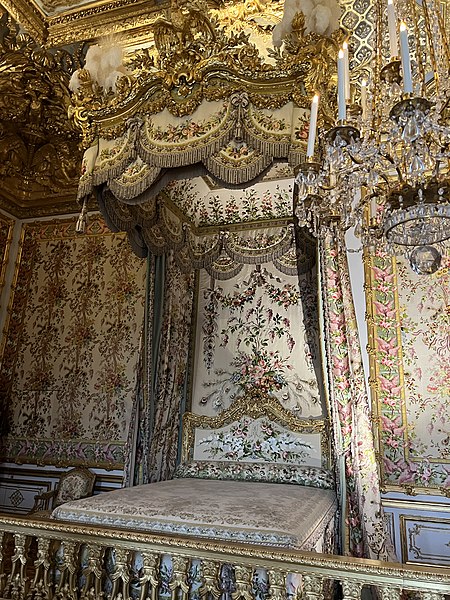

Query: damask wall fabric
left=0, top=212, right=13, bottom=297
left=320, top=224, right=396, bottom=561
left=0, top=216, right=146, bottom=468
left=191, top=263, right=325, bottom=418
left=0, top=212, right=14, bottom=436
left=368, top=250, right=450, bottom=491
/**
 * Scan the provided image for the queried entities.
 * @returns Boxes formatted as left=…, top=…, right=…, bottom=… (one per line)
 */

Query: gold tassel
left=75, top=199, right=88, bottom=234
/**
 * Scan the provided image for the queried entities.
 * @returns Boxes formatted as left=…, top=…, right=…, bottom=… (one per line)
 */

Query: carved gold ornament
left=0, top=13, right=82, bottom=217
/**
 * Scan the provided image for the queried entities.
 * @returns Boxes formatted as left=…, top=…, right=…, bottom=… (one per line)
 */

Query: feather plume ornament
left=69, top=35, right=128, bottom=94
left=272, top=0, right=340, bottom=47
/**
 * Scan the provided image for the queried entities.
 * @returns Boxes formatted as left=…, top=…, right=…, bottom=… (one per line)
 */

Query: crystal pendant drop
left=408, top=153, right=425, bottom=177
left=402, top=116, right=420, bottom=143
left=298, top=180, right=308, bottom=200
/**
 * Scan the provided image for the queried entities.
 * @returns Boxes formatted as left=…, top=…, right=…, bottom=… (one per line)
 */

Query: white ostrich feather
left=70, top=37, right=128, bottom=94
left=273, top=0, right=340, bottom=45
left=69, top=70, right=81, bottom=92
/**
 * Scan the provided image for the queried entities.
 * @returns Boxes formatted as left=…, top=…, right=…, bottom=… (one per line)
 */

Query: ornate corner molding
left=0, top=13, right=82, bottom=217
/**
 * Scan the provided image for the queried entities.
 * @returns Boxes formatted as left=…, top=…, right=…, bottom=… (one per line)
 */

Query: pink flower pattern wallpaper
left=0, top=216, right=146, bottom=468
left=369, top=250, right=450, bottom=490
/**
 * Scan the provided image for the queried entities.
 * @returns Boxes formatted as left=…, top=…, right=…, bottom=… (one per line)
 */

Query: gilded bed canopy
left=67, top=0, right=348, bottom=266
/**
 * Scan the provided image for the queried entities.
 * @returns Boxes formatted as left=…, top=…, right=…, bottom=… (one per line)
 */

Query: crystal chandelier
left=294, top=0, right=450, bottom=274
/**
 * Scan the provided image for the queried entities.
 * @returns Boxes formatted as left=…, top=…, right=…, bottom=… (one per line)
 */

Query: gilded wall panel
left=367, top=250, right=450, bottom=493
left=0, top=215, right=146, bottom=469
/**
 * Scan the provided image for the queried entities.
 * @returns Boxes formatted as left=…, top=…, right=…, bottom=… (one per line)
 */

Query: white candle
left=370, top=196, right=377, bottom=219
left=387, top=0, right=399, bottom=59
left=338, top=49, right=346, bottom=121
left=306, top=94, right=319, bottom=158
left=343, top=41, right=351, bottom=101
left=399, top=22, right=413, bottom=93
left=361, top=79, right=367, bottom=121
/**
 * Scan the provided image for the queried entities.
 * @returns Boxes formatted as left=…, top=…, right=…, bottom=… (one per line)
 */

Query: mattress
left=52, top=478, right=337, bottom=550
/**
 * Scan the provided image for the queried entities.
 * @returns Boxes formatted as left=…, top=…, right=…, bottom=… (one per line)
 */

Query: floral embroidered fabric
left=174, top=461, right=334, bottom=489
left=52, top=478, right=337, bottom=550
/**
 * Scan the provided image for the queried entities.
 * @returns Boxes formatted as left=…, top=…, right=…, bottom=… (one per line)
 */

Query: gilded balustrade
left=0, top=515, right=449, bottom=600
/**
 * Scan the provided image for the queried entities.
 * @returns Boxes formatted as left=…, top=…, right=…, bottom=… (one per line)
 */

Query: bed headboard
left=181, top=390, right=331, bottom=470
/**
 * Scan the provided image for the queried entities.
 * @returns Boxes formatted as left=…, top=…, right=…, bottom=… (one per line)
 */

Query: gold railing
left=0, top=514, right=449, bottom=600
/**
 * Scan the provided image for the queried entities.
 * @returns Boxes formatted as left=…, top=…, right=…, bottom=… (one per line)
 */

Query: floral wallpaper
left=0, top=212, right=14, bottom=298
left=369, top=249, right=450, bottom=490
left=191, top=264, right=325, bottom=418
left=0, top=216, right=146, bottom=468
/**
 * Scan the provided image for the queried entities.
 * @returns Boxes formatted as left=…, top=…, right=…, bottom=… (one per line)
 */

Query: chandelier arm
left=377, top=151, right=406, bottom=185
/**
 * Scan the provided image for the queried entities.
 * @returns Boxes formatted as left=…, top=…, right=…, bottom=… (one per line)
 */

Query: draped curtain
left=125, top=251, right=195, bottom=485
left=319, top=222, right=397, bottom=561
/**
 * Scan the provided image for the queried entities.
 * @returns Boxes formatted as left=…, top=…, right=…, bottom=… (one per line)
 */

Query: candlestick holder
left=380, top=59, right=402, bottom=85
left=325, top=124, right=361, bottom=147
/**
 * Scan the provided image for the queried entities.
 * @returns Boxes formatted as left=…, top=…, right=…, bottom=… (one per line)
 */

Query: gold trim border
left=364, top=250, right=450, bottom=496
left=400, top=514, right=450, bottom=568
left=0, top=213, right=14, bottom=302
left=182, top=391, right=330, bottom=468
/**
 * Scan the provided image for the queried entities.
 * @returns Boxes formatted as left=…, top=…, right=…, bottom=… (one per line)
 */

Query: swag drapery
left=319, top=221, right=396, bottom=561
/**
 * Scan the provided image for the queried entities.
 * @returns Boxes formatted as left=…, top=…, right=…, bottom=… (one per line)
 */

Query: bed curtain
left=125, top=251, right=195, bottom=485
left=319, top=222, right=397, bottom=561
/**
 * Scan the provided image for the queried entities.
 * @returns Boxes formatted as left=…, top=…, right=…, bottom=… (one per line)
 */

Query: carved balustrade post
left=379, top=586, right=402, bottom=600
left=267, top=569, right=287, bottom=600
left=3, top=533, right=31, bottom=600
left=341, top=580, right=362, bottom=600
left=29, top=537, right=53, bottom=600
left=302, top=575, right=324, bottom=600
left=138, top=551, right=160, bottom=600
left=169, top=556, right=190, bottom=600
left=231, top=566, right=253, bottom=600
left=110, top=547, right=131, bottom=600
left=80, top=544, right=104, bottom=600
left=10, top=534, right=29, bottom=582
left=55, top=541, right=79, bottom=600
left=198, top=560, right=221, bottom=600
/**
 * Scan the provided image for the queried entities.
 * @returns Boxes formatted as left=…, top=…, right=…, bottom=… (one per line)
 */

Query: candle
left=361, top=79, right=367, bottom=121
left=387, top=0, right=399, bottom=59
left=370, top=196, right=377, bottom=220
left=399, top=22, right=413, bottom=93
left=343, top=41, right=351, bottom=101
left=338, top=50, right=346, bottom=121
left=306, top=94, right=319, bottom=158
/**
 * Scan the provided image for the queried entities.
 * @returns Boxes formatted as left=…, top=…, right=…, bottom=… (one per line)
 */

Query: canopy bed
left=64, top=0, right=394, bottom=566
left=51, top=394, right=337, bottom=553
left=3, top=0, right=450, bottom=598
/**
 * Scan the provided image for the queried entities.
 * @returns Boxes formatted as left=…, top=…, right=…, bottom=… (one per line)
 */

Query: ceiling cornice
left=2, top=0, right=168, bottom=47
left=46, top=0, right=166, bottom=46
left=1, top=0, right=47, bottom=44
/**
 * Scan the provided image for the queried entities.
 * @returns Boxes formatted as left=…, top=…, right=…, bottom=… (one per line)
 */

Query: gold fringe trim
left=203, top=153, right=272, bottom=185
left=137, top=121, right=236, bottom=168
left=109, top=166, right=161, bottom=201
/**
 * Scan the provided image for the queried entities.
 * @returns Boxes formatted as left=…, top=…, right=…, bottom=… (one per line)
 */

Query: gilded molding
left=400, top=515, right=450, bottom=568
left=0, top=213, right=14, bottom=298
left=68, top=0, right=342, bottom=146
left=0, top=515, right=450, bottom=593
left=0, top=0, right=46, bottom=44
left=0, top=14, right=82, bottom=217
